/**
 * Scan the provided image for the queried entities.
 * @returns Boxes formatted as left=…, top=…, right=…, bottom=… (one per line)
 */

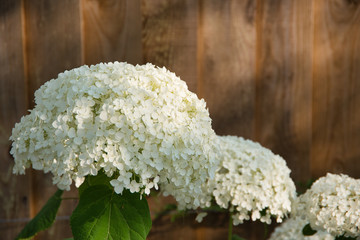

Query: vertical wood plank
left=81, top=0, right=142, bottom=65
left=142, top=0, right=198, bottom=92
left=142, top=1, right=198, bottom=238
left=200, top=0, right=256, bottom=138
left=255, top=0, right=313, bottom=182
left=199, top=1, right=259, bottom=239
left=22, top=0, right=82, bottom=238
left=148, top=212, right=275, bottom=240
left=0, top=1, right=31, bottom=239
left=148, top=216, right=198, bottom=240
left=312, top=0, right=360, bottom=178
left=24, top=0, right=82, bottom=104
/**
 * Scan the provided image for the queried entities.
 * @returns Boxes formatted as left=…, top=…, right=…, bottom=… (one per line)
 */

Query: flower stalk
left=228, top=213, right=233, bottom=240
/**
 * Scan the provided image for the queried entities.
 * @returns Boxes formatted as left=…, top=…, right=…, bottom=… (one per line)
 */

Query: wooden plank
left=255, top=0, right=313, bottom=182
left=199, top=1, right=258, bottom=239
left=148, top=211, right=275, bottom=240
left=312, top=0, right=360, bottom=178
left=142, top=0, right=198, bottom=92
left=22, top=0, right=82, bottom=238
left=0, top=0, right=31, bottom=239
left=200, top=0, right=256, bottom=138
left=24, top=0, right=82, bottom=102
left=82, top=0, right=142, bottom=65
left=142, top=1, right=198, bottom=238
left=34, top=185, right=78, bottom=239
left=193, top=220, right=275, bottom=240
left=148, top=214, right=198, bottom=240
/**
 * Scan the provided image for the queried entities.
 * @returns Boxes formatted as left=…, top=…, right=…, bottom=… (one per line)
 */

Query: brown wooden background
left=1, top=0, right=359, bottom=239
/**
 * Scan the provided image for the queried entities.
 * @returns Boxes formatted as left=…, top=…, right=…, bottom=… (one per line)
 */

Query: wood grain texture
left=149, top=212, right=228, bottom=240
left=22, top=0, right=82, bottom=238
left=82, top=0, right=142, bottom=65
left=24, top=0, right=82, bottom=103
left=0, top=0, right=30, bottom=239
left=142, top=0, right=198, bottom=92
left=31, top=176, right=78, bottom=240
left=34, top=190, right=77, bottom=240
left=148, top=215, right=198, bottom=240
left=200, top=0, right=256, bottom=139
left=198, top=1, right=258, bottom=238
left=312, top=0, right=360, bottom=178
left=255, top=0, right=313, bottom=182
left=194, top=221, right=276, bottom=240
left=1, top=0, right=360, bottom=239
left=142, top=2, right=198, bottom=238
left=149, top=212, right=276, bottom=240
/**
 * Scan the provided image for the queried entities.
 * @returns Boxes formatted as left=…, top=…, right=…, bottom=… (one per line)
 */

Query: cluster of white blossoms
left=10, top=62, right=219, bottom=209
left=205, top=136, right=296, bottom=225
left=293, top=173, right=360, bottom=238
left=269, top=217, right=334, bottom=240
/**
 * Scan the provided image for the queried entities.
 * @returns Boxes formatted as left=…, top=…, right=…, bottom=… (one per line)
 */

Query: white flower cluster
left=10, top=62, right=219, bottom=209
left=293, top=173, right=360, bottom=238
left=205, top=136, right=296, bottom=225
left=269, top=217, right=334, bottom=240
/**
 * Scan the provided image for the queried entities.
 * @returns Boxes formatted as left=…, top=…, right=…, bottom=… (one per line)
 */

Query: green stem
left=263, top=223, right=268, bottom=240
left=228, top=213, right=233, bottom=240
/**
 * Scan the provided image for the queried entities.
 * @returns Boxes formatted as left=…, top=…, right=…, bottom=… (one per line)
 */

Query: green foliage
left=153, top=203, right=177, bottom=220
left=302, top=223, right=317, bottom=236
left=16, top=189, right=63, bottom=240
left=71, top=175, right=151, bottom=240
left=260, top=207, right=268, bottom=217
left=163, top=203, right=177, bottom=211
left=335, top=235, right=357, bottom=240
left=296, top=178, right=315, bottom=195
left=78, top=170, right=113, bottom=196
left=232, top=234, right=246, bottom=240
left=170, top=209, right=186, bottom=222
left=203, top=204, right=226, bottom=213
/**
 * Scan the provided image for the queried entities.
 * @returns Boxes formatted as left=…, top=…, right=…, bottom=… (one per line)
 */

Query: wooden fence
left=1, top=0, right=359, bottom=239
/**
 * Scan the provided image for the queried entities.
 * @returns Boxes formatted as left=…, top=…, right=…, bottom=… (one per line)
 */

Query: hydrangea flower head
left=293, top=173, right=360, bottom=238
left=10, top=62, right=219, bottom=209
left=269, top=217, right=334, bottom=240
left=205, top=136, right=296, bottom=225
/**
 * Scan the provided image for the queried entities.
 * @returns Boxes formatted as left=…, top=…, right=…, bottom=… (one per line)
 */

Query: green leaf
left=71, top=185, right=151, bottom=240
left=260, top=207, right=268, bottom=217
left=203, top=204, right=226, bottom=213
left=78, top=170, right=113, bottom=196
left=232, top=234, right=246, bottom=240
left=163, top=203, right=177, bottom=211
left=302, top=223, right=317, bottom=236
left=335, top=235, right=357, bottom=240
left=16, top=189, right=63, bottom=240
left=170, top=210, right=185, bottom=222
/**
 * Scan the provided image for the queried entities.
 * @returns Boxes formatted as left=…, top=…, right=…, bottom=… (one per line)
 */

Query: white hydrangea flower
left=269, top=217, right=334, bottom=240
left=10, top=62, right=219, bottom=209
left=205, top=136, right=296, bottom=225
left=293, top=173, right=360, bottom=238
left=195, top=212, right=208, bottom=223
